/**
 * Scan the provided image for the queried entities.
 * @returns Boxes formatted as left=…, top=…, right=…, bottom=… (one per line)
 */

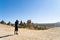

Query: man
left=14, top=20, right=19, bottom=35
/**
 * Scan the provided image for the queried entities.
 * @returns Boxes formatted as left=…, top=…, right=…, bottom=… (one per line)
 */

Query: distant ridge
left=33, top=22, right=60, bottom=27
left=54, top=22, right=60, bottom=27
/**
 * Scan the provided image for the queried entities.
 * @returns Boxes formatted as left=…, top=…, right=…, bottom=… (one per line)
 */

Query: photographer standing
left=14, top=20, right=19, bottom=35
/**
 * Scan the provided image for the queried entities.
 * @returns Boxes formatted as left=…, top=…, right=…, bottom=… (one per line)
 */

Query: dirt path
left=0, top=24, right=60, bottom=40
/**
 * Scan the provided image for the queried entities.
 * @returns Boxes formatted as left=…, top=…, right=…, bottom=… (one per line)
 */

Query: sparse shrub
left=11, top=23, right=14, bottom=26
left=23, top=22, right=26, bottom=28
left=19, top=21, right=26, bottom=28
left=0, top=20, right=6, bottom=24
left=7, top=21, right=11, bottom=25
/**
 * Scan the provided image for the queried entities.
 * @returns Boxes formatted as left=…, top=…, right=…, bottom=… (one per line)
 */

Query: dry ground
left=0, top=24, right=60, bottom=40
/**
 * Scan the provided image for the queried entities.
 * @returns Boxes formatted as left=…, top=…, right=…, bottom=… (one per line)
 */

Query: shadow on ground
left=0, top=34, right=14, bottom=38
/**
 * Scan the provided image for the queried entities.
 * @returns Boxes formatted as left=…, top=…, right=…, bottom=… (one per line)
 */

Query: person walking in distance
left=14, top=20, right=19, bottom=35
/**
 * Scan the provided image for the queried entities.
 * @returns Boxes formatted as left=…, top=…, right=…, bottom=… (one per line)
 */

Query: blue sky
left=0, top=0, right=60, bottom=23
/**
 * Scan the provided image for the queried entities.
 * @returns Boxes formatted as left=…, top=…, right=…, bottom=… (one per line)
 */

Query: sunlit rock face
left=27, top=20, right=33, bottom=28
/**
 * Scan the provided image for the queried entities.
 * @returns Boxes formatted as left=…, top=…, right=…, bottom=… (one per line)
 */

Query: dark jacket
left=15, top=20, right=19, bottom=31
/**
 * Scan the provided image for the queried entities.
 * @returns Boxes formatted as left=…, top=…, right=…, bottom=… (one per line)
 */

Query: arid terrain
left=0, top=24, right=60, bottom=40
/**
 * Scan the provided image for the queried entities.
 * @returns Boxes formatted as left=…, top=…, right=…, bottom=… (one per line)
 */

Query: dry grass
left=0, top=24, right=60, bottom=40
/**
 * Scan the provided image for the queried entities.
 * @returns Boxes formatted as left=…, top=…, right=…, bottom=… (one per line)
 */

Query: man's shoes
left=14, top=32, right=18, bottom=35
left=16, top=33, right=18, bottom=35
